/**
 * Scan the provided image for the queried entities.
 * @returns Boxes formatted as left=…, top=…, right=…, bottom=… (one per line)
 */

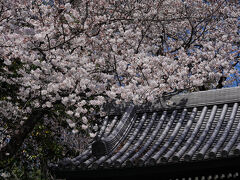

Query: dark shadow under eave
left=52, top=156, right=240, bottom=180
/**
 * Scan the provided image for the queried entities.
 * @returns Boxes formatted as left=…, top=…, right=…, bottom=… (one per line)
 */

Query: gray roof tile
left=55, top=86, right=240, bottom=173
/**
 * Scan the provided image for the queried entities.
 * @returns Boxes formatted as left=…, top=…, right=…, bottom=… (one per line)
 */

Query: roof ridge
left=103, top=86, right=240, bottom=114
left=142, top=86, right=240, bottom=111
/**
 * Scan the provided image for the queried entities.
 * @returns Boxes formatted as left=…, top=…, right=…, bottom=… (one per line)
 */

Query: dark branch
left=0, top=109, right=49, bottom=169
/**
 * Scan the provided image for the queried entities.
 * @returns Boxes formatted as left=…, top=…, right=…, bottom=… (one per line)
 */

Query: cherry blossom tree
left=0, top=0, right=239, bottom=173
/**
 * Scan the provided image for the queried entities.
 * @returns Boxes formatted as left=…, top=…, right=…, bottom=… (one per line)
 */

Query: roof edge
left=103, top=86, right=240, bottom=114
left=152, top=86, right=240, bottom=110
left=52, top=156, right=240, bottom=179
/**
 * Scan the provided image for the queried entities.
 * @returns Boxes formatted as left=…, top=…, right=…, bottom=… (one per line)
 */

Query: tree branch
left=0, top=109, right=49, bottom=169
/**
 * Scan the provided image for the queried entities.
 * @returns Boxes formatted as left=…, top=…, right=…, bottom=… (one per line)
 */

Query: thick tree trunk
left=0, top=109, right=48, bottom=168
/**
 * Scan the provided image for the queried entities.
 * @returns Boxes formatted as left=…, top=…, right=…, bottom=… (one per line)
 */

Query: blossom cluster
left=0, top=0, right=239, bottom=137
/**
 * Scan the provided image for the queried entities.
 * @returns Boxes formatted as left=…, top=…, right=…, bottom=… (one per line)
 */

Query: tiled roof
left=53, top=86, right=240, bottom=179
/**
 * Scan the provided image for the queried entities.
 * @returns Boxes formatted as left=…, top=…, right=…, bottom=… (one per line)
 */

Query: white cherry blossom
left=0, top=0, right=239, bottom=139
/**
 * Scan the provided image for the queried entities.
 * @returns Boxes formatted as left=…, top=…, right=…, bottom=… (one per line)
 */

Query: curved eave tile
left=56, top=87, right=240, bottom=172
